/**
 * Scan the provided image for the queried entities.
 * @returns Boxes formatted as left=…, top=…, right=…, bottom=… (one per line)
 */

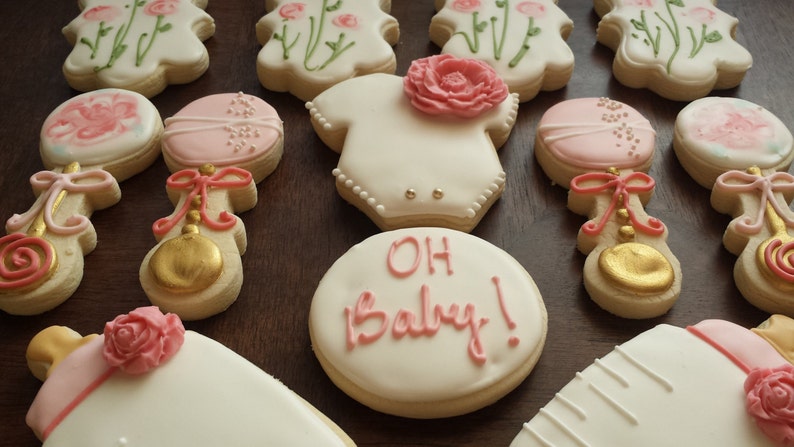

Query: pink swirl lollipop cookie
left=256, top=0, right=400, bottom=101
left=674, top=97, right=794, bottom=315
left=62, top=0, right=215, bottom=98
left=0, top=89, right=162, bottom=315
left=139, top=92, right=284, bottom=320
left=536, top=97, right=681, bottom=318
left=430, top=0, right=574, bottom=102
left=306, top=54, right=519, bottom=233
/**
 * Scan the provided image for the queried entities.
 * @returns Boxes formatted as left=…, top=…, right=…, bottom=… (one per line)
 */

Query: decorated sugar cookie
left=673, top=97, right=794, bottom=316
left=0, top=89, right=162, bottom=315
left=139, top=92, right=283, bottom=320
left=26, top=306, right=356, bottom=446
left=430, top=0, right=574, bottom=102
left=510, top=315, right=794, bottom=446
left=306, top=54, right=519, bottom=232
left=256, top=0, right=400, bottom=101
left=536, top=97, right=681, bottom=318
left=594, top=0, right=752, bottom=101
left=62, top=0, right=215, bottom=98
left=310, top=227, right=547, bottom=418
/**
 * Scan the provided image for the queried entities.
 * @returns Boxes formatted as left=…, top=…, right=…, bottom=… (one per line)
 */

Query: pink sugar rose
left=515, top=1, right=546, bottom=18
left=332, top=13, right=359, bottom=30
left=143, top=0, right=179, bottom=16
left=403, top=54, right=509, bottom=119
left=688, top=7, right=716, bottom=24
left=44, top=91, right=140, bottom=147
left=102, top=306, right=185, bottom=375
left=83, top=5, right=121, bottom=22
left=452, top=0, right=481, bottom=13
left=745, top=364, right=794, bottom=446
left=279, top=3, right=306, bottom=20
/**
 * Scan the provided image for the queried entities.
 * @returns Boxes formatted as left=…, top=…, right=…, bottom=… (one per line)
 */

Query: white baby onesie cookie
left=306, top=54, right=519, bottom=233
left=62, top=0, right=215, bottom=98
left=430, top=0, right=574, bottom=102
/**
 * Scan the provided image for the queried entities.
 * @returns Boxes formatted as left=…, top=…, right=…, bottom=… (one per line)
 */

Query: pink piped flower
left=745, top=364, right=794, bottom=446
left=279, top=2, right=306, bottom=20
left=102, top=306, right=185, bottom=375
left=83, top=5, right=121, bottom=22
left=688, top=7, right=717, bottom=24
left=143, top=0, right=179, bottom=16
left=403, top=54, right=509, bottom=119
left=452, top=0, right=481, bottom=13
left=332, top=13, right=359, bottom=30
left=44, top=91, right=140, bottom=147
left=515, top=1, right=546, bottom=18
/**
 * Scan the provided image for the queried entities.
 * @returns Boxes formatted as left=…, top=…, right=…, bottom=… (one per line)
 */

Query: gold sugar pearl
left=433, top=188, right=444, bottom=199
left=405, top=189, right=416, bottom=199
left=199, top=163, right=216, bottom=176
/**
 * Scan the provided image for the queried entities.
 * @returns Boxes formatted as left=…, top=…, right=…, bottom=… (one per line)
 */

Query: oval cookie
left=309, top=227, right=547, bottom=418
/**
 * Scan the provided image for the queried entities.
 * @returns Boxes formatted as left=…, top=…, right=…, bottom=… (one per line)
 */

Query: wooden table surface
left=1, top=1, right=792, bottom=445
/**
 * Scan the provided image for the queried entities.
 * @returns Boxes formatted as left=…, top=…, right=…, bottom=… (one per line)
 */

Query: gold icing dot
left=181, top=224, right=200, bottom=234
left=616, top=208, right=630, bottom=222
left=433, top=188, right=444, bottom=199
left=405, top=189, right=416, bottom=199
left=618, top=225, right=636, bottom=241
left=148, top=233, right=223, bottom=294
left=598, top=242, right=674, bottom=294
left=191, top=196, right=202, bottom=208
left=199, top=163, right=216, bottom=176
left=186, top=210, right=201, bottom=224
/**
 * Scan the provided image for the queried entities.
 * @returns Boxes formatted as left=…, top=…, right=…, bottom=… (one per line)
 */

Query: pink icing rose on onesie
left=745, top=364, right=794, bottom=446
left=515, top=1, right=546, bottom=17
left=102, top=306, right=185, bottom=375
left=43, top=90, right=140, bottom=147
left=83, top=5, right=121, bottom=21
left=452, top=0, right=481, bottom=12
left=144, top=0, right=179, bottom=16
left=279, top=3, right=306, bottom=20
left=332, top=13, right=359, bottom=29
left=403, top=54, right=509, bottom=119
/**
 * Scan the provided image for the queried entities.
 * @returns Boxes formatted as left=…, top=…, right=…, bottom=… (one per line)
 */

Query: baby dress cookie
left=430, top=0, right=574, bottom=102
left=310, top=227, right=547, bottom=418
left=139, top=92, right=283, bottom=320
left=510, top=315, right=794, bottom=446
left=673, top=97, right=794, bottom=315
left=306, top=54, right=519, bottom=232
left=536, top=97, right=681, bottom=318
left=25, top=306, right=355, bottom=446
left=594, top=0, right=752, bottom=101
left=0, top=89, right=162, bottom=315
left=256, top=0, right=400, bottom=101
left=62, top=0, right=215, bottom=98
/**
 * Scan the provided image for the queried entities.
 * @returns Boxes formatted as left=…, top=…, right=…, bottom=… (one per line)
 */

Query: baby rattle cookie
left=306, top=54, right=519, bottom=233
left=594, top=0, right=752, bottom=101
left=430, top=0, right=574, bottom=102
left=0, top=89, right=162, bottom=315
left=139, top=92, right=284, bottom=320
left=256, top=0, right=400, bottom=101
left=25, top=306, right=356, bottom=446
left=310, top=227, right=547, bottom=418
left=536, top=97, right=681, bottom=318
left=62, top=0, right=215, bottom=98
left=510, top=314, right=794, bottom=446
left=673, top=96, right=794, bottom=315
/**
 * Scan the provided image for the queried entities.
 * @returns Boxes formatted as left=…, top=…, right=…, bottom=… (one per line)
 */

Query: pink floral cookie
left=536, top=97, right=681, bottom=318
left=140, top=92, right=283, bottom=320
left=25, top=306, right=356, bottom=446
left=256, top=0, right=399, bottom=101
left=310, top=227, right=547, bottom=418
left=306, top=54, right=519, bottom=233
left=511, top=315, right=794, bottom=446
left=0, top=89, right=162, bottom=315
left=594, top=0, right=752, bottom=101
left=674, top=97, right=794, bottom=316
left=62, top=0, right=215, bottom=98
left=430, top=0, right=574, bottom=102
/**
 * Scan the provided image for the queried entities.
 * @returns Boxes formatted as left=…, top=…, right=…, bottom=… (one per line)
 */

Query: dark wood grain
left=1, top=1, right=792, bottom=446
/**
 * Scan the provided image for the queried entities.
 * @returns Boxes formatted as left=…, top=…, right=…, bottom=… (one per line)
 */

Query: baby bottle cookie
left=0, top=89, right=162, bottom=315
left=594, top=0, right=752, bottom=101
left=306, top=54, right=519, bottom=233
left=139, top=92, right=284, bottom=320
left=256, top=0, right=400, bottom=101
left=673, top=97, right=794, bottom=315
left=536, top=97, right=681, bottom=319
left=430, top=0, right=574, bottom=102
left=62, top=0, right=215, bottom=98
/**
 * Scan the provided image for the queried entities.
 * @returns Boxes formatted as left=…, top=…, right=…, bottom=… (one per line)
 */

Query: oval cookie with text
left=309, top=227, right=547, bottom=418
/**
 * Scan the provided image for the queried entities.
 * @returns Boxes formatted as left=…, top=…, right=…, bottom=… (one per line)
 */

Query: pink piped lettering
left=387, top=236, right=422, bottom=278
left=345, top=291, right=389, bottom=350
left=426, top=236, right=453, bottom=275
